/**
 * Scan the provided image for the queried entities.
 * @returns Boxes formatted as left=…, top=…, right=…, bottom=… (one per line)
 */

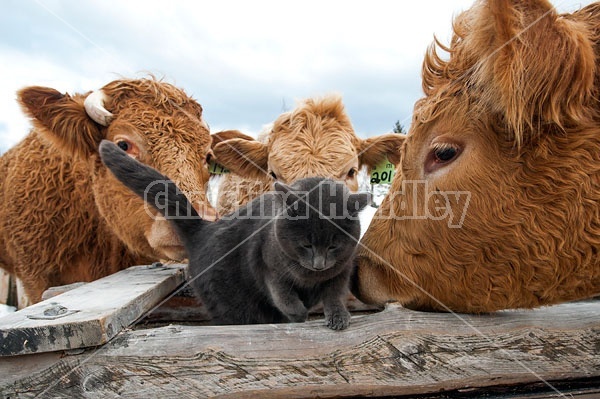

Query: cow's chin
left=146, top=216, right=188, bottom=262
left=156, top=245, right=188, bottom=262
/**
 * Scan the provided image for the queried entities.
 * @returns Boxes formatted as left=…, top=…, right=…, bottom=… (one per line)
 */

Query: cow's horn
left=84, top=90, right=114, bottom=126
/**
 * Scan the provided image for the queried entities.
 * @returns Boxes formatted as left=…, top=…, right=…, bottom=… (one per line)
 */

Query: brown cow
left=354, top=0, right=600, bottom=313
left=0, top=77, right=218, bottom=303
left=213, top=95, right=404, bottom=214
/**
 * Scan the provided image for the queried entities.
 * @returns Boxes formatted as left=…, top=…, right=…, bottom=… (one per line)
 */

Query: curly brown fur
left=354, top=0, right=600, bottom=313
left=0, top=77, right=215, bottom=303
left=213, top=95, right=404, bottom=215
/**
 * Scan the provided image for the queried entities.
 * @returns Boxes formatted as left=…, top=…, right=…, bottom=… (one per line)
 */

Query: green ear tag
left=370, top=157, right=395, bottom=184
left=208, top=160, right=230, bottom=175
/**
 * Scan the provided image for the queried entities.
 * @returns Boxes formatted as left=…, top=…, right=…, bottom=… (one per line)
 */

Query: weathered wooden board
left=41, top=282, right=87, bottom=301
left=0, top=269, right=10, bottom=305
left=14, top=277, right=31, bottom=309
left=0, top=273, right=32, bottom=309
left=141, top=289, right=380, bottom=323
left=0, top=264, right=187, bottom=356
left=40, top=281, right=380, bottom=324
left=1, top=300, right=599, bottom=398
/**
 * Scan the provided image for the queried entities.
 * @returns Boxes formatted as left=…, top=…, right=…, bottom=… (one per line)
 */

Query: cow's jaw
left=146, top=215, right=187, bottom=261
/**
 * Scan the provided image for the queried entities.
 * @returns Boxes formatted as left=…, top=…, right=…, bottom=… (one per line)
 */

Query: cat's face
left=277, top=216, right=360, bottom=272
left=273, top=178, right=370, bottom=272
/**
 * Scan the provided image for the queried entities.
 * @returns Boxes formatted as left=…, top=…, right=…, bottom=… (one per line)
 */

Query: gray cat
left=99, top=140, right=370, bottom=330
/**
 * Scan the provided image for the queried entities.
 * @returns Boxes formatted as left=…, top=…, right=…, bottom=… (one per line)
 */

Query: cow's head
left=354, top=0, right=600, bottom=312
left=18, top=77, right=217, bottom=261
left=212, top=95, right=403, bottom=190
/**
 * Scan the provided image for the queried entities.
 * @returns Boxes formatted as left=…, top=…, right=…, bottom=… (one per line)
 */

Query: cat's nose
left=313, top=256, right=326, bottom=271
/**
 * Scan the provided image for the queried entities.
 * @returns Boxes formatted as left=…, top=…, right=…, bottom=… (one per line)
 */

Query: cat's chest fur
left=185, top=187, right=360, bottom=327
left=261, top=245, right=352, bottom=306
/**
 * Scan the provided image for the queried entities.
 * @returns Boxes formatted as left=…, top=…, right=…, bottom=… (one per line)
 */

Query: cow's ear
left=18, top=86, right=104, bottom=158
left=210, top=130, right=255, bottom=151
left=358, top=133, right=404, bottom=170
left=466, top=0, right=596, bottom=144
left=212, top=138, right=269, bottom=179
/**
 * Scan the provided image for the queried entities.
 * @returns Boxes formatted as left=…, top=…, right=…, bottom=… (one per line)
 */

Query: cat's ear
left=274, top=181, right=305, bottom=217
left=347, top=193, right=372, bottom=216
left=273, top=181, right=291, bottom=196
left=274, top=181, right=302, bottom=205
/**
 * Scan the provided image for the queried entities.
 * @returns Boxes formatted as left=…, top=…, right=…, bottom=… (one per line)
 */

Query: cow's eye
left=347, top=167, right=358, bottom=179
left=117, top=140, right=131, bottom=152
left=434, top=146, right=457, bottom=162
left=114, top=139, right=140, bottom=158
left=432, top=143, right=460, bottom=164
left=425, top=142, right=462, bottom=173
left=270, top=171, right=277, bottom=180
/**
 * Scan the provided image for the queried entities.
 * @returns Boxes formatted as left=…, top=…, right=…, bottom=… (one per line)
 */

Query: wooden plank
left=0, top=269, right=10, bottom=304
left=40, top=281, right=380, bottom=324
left=41, top=282, right=87, bottom=301
left=1, top=300, right=598, bottom=398
left=15, top=277, right=31, bottom=309
left=0, top=263, right=187, bottom=357
left=142, top=289, right=380, bottom=323
left=140, top=294, right=379, bottom=324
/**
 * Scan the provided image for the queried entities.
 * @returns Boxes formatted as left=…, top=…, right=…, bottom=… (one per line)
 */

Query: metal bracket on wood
left=26, top=302, right=80, bottom=320
left=147, top=261, right=168, bottom=271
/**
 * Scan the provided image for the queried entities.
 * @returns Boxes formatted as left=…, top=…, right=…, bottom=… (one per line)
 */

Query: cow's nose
left=195, top=204, right=219, bottom=221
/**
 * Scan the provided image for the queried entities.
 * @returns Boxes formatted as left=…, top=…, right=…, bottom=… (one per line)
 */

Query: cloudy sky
left=0, top=0, right=594, bottom=153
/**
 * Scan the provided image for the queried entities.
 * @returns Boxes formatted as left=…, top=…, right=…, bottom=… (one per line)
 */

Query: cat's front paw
left=287, top=308, right=308, bottom=323
left=326, top=309, right=351, bottom=330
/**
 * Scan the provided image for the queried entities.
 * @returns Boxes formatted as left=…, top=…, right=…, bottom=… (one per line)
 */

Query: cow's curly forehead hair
left=99, top=76, right=211, bottom=154
left=417, top=0, right=599, bottom=145
left=101, top=77, right=204, bottom=121
left=268, top=95, right=361, bottom=178
left=271, top=95, right=357, bottom=143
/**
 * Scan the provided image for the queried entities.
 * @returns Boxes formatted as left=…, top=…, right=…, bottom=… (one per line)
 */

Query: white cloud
left=0, top=45, right=126, bottom=149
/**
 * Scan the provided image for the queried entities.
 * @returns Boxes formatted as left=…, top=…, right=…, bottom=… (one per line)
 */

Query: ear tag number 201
left=210, top=159, right=396, bottom=181
left=208, top=160, right=230, bottom=175
left=370, top=157, right=396, bottom=184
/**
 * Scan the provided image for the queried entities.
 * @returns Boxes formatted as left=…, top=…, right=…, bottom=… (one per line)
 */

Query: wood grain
left=40, top=281, right=380, bottom=324
left=1, top=300, right=598, bottom=398
left=0, top=264, right=187, bottom=356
